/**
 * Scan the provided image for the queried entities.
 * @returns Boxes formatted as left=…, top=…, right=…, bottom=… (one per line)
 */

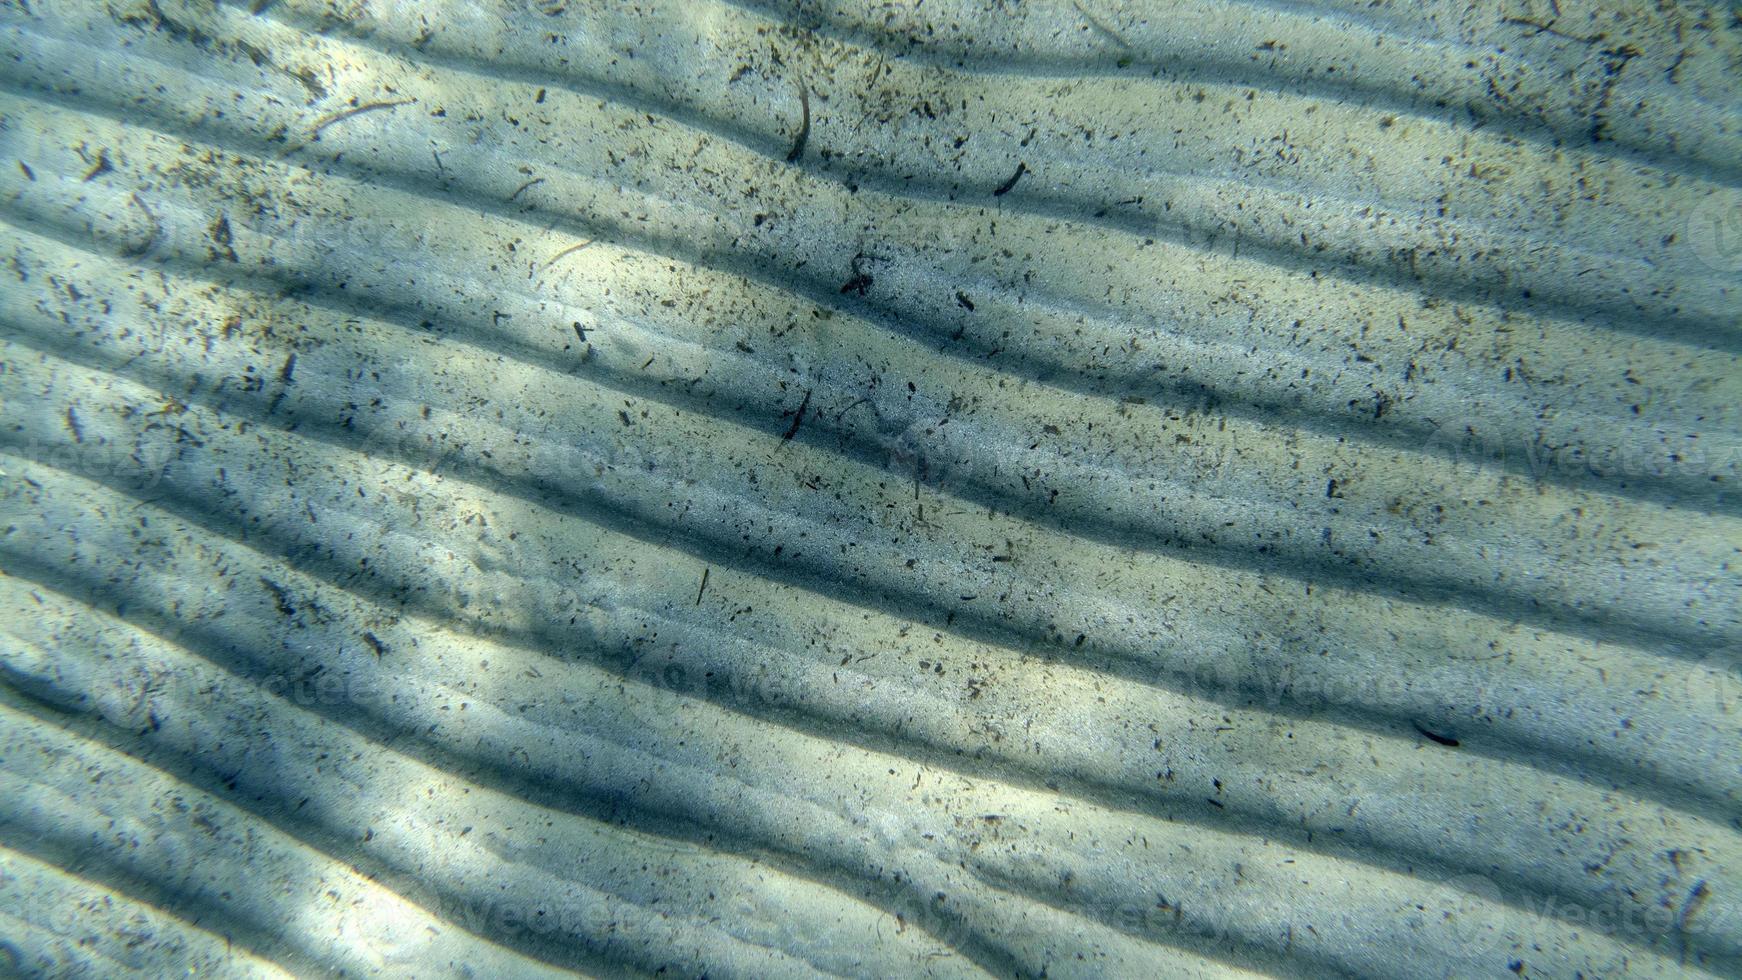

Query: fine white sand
left=0, top=0, right=1736, bottom=976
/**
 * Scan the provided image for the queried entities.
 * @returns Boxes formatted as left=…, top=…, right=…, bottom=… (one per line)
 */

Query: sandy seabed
left=0, top=1, right=1738, bottom=976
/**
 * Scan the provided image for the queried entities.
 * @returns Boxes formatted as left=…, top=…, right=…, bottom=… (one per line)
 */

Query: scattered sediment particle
left=80, top=147, right=112, bottom=182
left=786, top=83, right=811, bottom=163
left=1678, top=879, right=1711, bottom=933
left=209, top=213, right=238, bottom=263
left=260, top=577, right=296, bottom=617
left=120, top=194, right=162, bottom=258
left=840, top=270, right=874, bottom=295
left=840, top=251, right=883, bottom=296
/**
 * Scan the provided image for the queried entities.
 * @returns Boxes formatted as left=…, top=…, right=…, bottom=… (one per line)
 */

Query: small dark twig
left=310, top=98, right=414, bottom=139
left=544, top=238, right=595, bottom=271
left=1411, top=720, right=1460, bottom=747
left=780, top=388, right=813, bottom=443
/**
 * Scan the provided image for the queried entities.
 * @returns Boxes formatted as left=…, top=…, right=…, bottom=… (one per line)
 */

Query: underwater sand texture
left=0, top=0, right=1737, bottom=976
